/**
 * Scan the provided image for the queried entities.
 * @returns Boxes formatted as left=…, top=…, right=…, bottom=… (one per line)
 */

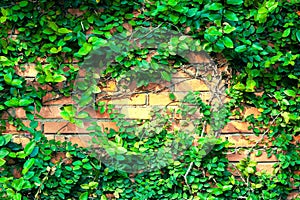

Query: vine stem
left=183, top=161, right=193, bottom=194
left=247, top=113, right=281, bottom=157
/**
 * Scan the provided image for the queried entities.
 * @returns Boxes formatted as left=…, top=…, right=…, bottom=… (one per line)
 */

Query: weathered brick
left=43, top=121, right=118, bottom=134
left=243, top=107, right=261, bottom=118
left=220, top=134, right=271, bottom=147
left=43, top=94, right=74, bottom=105
left=109, top=94, right=146, bottom=105
left=221, top=121, right=252, bottom=133
left=149, top=92, right=212, bottom=106
left=287, top=192, right=299, bottom=200
left=15, top=64, right=38, bottom=77
left=174, top=79, right=209, bottom=91
left=12, top=136, right=30, bottom=147
left=5, top=121, right=42, bottom=132
left=100, top=80, right=118, bottom=92
left=119, top=107, right=152, bottom=119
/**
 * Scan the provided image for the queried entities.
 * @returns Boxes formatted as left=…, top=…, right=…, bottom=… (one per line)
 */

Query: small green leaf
left=224, top=11, right=238, bottom=21
left=4, top=97, right=19, bottom=107
left=79, top=192, right=89, bottom=200
left=0, top=158, right=6, bottom=166
left=48, top=22, right=58, bottom=31
left=284, top=89, right=296, bottom=97
left=223, top=25, right=236, bottom=34
left=235, top=45, right=247, bottom=52
left=4, top=73, right=12, bottom=84
left=11, top=79, right=23, bottom=87
left=246, top=79, right=256, bottom=92
left=296, top=30, right=300, bottom=42
left=222, top=36, right=234, bottom=48
left=0, top=149, right=9, bottom=159
left=19, top=1, right=28, bottom=7
left=19, top=98, right=34, bottom=106
left=169, top=93, right=176, bottom=101
left=78, top=43, right=92, bottom=56
left=282, top=28, right=291, bottom=37
left=24, top=141, right=36, bottom=155
left=208, top=3, right=224, bottom=10
left=57, top=28, right=72, bottom=34
left=22, top=158, right=35, bottom=174
left=53, top=74, right=66, bottom=82
left=227, top=0, right=243, bottom=5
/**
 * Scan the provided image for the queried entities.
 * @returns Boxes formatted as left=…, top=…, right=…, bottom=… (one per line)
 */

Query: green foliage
left=0, top=0, right=299, bottom=199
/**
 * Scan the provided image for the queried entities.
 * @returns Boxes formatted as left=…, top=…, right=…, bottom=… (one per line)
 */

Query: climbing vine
left=0, top=0, right=299, bottom=199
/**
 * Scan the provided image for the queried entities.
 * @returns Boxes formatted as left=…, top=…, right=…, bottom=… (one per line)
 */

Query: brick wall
left=3, top=32, right=299, bottom=199
left=4, top=61, right=284, bottom=174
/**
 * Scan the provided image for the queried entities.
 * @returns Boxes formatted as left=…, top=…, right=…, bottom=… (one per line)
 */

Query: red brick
left=287, top=192, right=299, bottom=200
left=5, top=121, right=42, bottom=132
left=221, top=121, right=252, bottom=133
left=43, top=121, right=118, bottom=134
left=42, top=94, right=74, bottom=105
left=243, top=107, right=261, bottom=118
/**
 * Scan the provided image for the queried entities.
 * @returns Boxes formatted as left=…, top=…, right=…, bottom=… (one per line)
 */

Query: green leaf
left=22, top=158, right=35, bottom=175
left=19, top=98, right=34, bottom=106
left=245, top=167, right=254, bottom=174
left=169, top=93, right=176, bottom=101
left=227, top=0, right=243, bottom=5
left=224, top=11, right=238, bottom=21
left=4, top=73, right=12, bottom=84
left=79, top=192, right=89, bottom=200
left=0, top=56, right=8, bottom=61
left=0, top=134, right=12, bottom=147
left=167, top=0, right=178, bottom=7
left=223, top=25, right=236, bottom=34
left=78, top=43, right=92, bottom=56
left=19, top=1, right=28, bottom=7
left=187, top=8, right=198, bottom=17
left=296, top=30, right=300, bottom=42
left=233, top=82, right=245, bottom=91
left=48, top=22, right=58, bottom=31
left=43, top=28, right=54, bottom=35
left=24, top=141, right=36, bottom=155
left=161, top=71, right=171, bottom=81
left=282, top=28, right=291, bottom=37
left=284, top=89, right=296, bottom=97
left=11, top=79, right=23, bottom=87
left=222, top=36, right=234, bottom=48
left=245, top=79, right=256, bottom=92
left=53, top=74, right=66, bottom=82
left=0, top=158, right=6, bottom=166
left=4, top=97, right=19, bottom=107
left=208, top=3, right=224, bottom=10
left=57, top=28, right=72, bottom=34
left=0, top=149, right=9, bottom=158
left=235, top=45, right=247, bottom=52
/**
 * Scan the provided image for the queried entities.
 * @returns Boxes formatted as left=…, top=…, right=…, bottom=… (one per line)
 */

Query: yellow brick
left=174, top=79, right=209, bottom=91
left=119, top=107, right=152, bottom=119
left=149, top=92, right=212, bottom=106
left=109, top=94, right=146, bottom=105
